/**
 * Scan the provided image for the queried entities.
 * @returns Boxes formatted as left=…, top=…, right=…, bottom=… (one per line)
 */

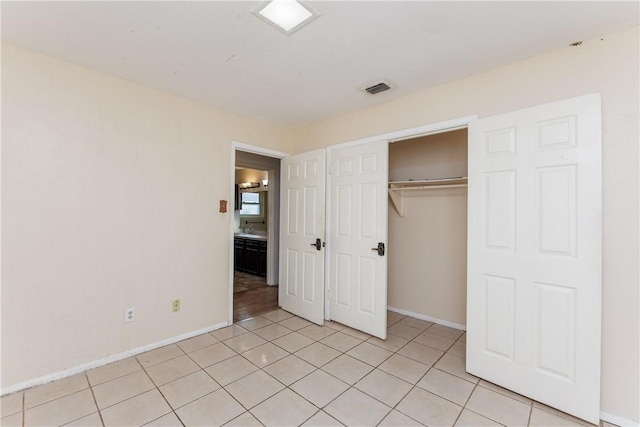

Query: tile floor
left=2, top=310, right=615, bottom=427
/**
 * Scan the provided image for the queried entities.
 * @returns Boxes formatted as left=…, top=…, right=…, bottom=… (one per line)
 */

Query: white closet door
left=329, top=141, right=388, bottom=339
left=467, top=94, right=602, bottom=423
left=279, top=149, right=326, bottom=325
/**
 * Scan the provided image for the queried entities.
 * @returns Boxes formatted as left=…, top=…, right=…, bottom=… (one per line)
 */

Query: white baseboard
left=601, top=410, right=640, bottom=427
left=387, top=306, right=466, bottom=331
left=1, top=321, right=229, bottom=397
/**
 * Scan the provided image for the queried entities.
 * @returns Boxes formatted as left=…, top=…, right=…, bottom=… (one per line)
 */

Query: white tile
left=448, top=341, right=466, bottom=358
left=260, top=309, right=295, bottom=322
left=417, top=368, right=474, bottom=406
left=427, top=324, right=465, bottom=339
left=397, top=387, right=462, bottom=427
left=279, top=316, right=313, bottom=331
left=295, top=342, right=341, bottom=368
left=158, top=370, right=220, bottom=409
left=63, top=412, right=102, bottom=426
left=237, top=317, right=273, bottom=331
left=321, top=354, right=373, bottom=385
left=143, top=412, right=183, bottom=426
left=251, top=389, right=318, bottom=427
left=466, top=386, right=531, bottom=427
left=320, top=331, right=363, bottom=352
left=210, top=324, right=248, bottom=341
left=25, top=373, right=89, bottom=409
left=378, top=354, right=430, bottom=384
left=136, top=345, right=184, bottom=368
left=367, top=334, right=409, bottom=352
left=398, top=342, right=444, bottom=366
left=387, top=311, right=406, bottom=325
left=252, top=324, right=293, bottom=341
left=397, top=316, right=433, bottom=331
left=177, top=333, right=219, bottom=354
left=272, top=331, right=315, bottom=353
left=346, top=342, right=393, bottom=367
left=290, top=369, right=349, bottom=407
left=100, top=389, right=171, bottom=427
left=413, top=331, right=456, bottom=351
left=224, top=332, right=267, bottom=353
left=25, top=389, right=97, bottom=427
left=325, top=321, right=347, bottom=331
left=532, top=402, right=592, bottom=426
left=92, top=370, right=155, bottom=409
left=379, top=410, right=424, bottom=427
left=242, top=342, right=289, bottom=368
left=263, top=355, right=316, bottom=386
left=145, top=354, right=200, bottom=386
left=388, top=323, right=423, bottom=340
left=325, top=388, right=391, bottom=427
left=529, top=407, right=587, bottom=426
left=189, top=342, right=237, bottom=368
left=354, top=369, right=412, bottom=407
left=87, top=357, right=142, bottom=386
left=434, top=353, right=479, bottom=383
left=175, top=389, right=245, bottom=427
left=454, top=409, right=499, bottom=426
left=224, top=411, right=262, bottom=427
left=301, top=410, right=344, bottom=426
left=205, top=355, right=258, bottom=386
left=479, top=380, right=532, bottom=405
left=340, top=327, right=371, bottom=340
left=225, top=370, right=284, bottom=409
left=298, top=325, right=337, bottom=341
left=1, top=392, right=23, bottom=416
left=1, top=412, right=22, bottom=427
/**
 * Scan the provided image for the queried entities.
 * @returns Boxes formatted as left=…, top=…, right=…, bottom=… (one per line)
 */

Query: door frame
left=324, top=115, right=477, bottom=319
left=228, top=141, right=288, bottom=325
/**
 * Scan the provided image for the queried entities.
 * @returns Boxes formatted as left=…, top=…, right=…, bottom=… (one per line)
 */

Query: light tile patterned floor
left=2, top=310, right=612, bottom=427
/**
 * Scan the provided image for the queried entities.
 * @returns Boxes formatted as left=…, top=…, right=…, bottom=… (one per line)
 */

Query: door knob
left=371, top=242, right=385, bottom=256
left=310, top=238, right=322, bottom=251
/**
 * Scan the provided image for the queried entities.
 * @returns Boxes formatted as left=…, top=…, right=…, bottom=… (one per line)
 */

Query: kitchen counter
left=234, top=233, right=268, bottom=241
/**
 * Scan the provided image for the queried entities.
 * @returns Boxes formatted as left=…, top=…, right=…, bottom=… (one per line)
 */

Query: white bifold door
left=467, top=94, right=602, bottom=423
left=279, top=142, right=389, bottom=340
left=279, top=149, right=326, bottom=325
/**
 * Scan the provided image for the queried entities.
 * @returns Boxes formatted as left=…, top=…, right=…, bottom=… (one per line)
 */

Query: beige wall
left=293, top=26, right=639, bottom=423
left=388, top=130, right=467, bottom=325
left=1, top=44, right=290, bottom=388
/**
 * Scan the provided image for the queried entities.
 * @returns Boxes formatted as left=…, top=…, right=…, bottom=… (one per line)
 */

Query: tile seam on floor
left=85, top=371, right=106, bottom=427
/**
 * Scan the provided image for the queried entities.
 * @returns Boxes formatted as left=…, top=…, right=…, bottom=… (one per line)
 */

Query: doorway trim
left=229, top=141, right=289, bottom=325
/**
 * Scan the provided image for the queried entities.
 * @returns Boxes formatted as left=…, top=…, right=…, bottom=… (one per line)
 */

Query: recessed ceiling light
left=253, top=0, right=320, bottom=35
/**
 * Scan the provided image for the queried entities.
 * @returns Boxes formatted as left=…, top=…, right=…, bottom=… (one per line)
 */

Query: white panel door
left=329, top=141, right=388, bottom=339
left=467, top=94, right=602, bottom=423
left=279, top=149, right=326, bottom=325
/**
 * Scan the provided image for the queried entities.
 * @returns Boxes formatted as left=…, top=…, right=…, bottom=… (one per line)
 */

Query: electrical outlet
left=125, top=307, right=136, bottom=323
left=172, top=299, right=180, bottom=312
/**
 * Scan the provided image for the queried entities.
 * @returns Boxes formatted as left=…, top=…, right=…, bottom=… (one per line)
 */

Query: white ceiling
left=2, top=1, right=638, bottom=127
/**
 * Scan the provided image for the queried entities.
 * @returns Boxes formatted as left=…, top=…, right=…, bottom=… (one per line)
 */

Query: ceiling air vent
left=363, top=80, right=394, bottom=95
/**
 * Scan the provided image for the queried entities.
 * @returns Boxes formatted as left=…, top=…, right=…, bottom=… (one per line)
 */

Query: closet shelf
left=388, top=177, right=468, bottom=217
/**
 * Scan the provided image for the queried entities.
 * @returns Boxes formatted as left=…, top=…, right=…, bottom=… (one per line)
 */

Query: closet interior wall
left=387, top=129, right=468, bottom=326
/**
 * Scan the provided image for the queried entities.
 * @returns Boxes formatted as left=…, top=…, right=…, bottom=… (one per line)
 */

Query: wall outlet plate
left=172, top=299, right=180, bottom=312
left=125, top=307, right=136, bottom=323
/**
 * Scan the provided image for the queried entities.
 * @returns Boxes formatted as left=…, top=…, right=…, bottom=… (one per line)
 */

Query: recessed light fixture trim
left=253, top=0, right=320, bottom=35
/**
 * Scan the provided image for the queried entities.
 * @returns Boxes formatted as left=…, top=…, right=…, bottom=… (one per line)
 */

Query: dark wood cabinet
left=234, top=237, right=267, bottom=277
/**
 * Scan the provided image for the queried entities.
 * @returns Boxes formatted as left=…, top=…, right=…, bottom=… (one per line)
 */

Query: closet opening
left=387, top=128, right=468, bottom=330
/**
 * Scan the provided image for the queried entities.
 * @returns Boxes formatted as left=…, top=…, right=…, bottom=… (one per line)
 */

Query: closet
left=387, top=129, right=468, bottom=328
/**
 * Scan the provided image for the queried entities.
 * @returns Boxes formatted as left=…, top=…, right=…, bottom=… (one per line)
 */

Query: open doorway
left=232, top=149, right=282, bottom=321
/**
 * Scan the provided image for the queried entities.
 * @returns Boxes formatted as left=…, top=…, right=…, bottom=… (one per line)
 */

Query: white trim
left=327, top=115, right=477, bottom=150
left=230, top=141, right=289, bottom=325
left=233, top=141, right=288, bottom=159
left=600, top=411, right=640, bottom=427
left=387, top=306, right=466, bottom=331
left=0, top=321, right=228, bottom=396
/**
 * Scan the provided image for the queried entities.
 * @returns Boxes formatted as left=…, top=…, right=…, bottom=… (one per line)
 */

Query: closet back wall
left=388, top=130, right=468, bottom=326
